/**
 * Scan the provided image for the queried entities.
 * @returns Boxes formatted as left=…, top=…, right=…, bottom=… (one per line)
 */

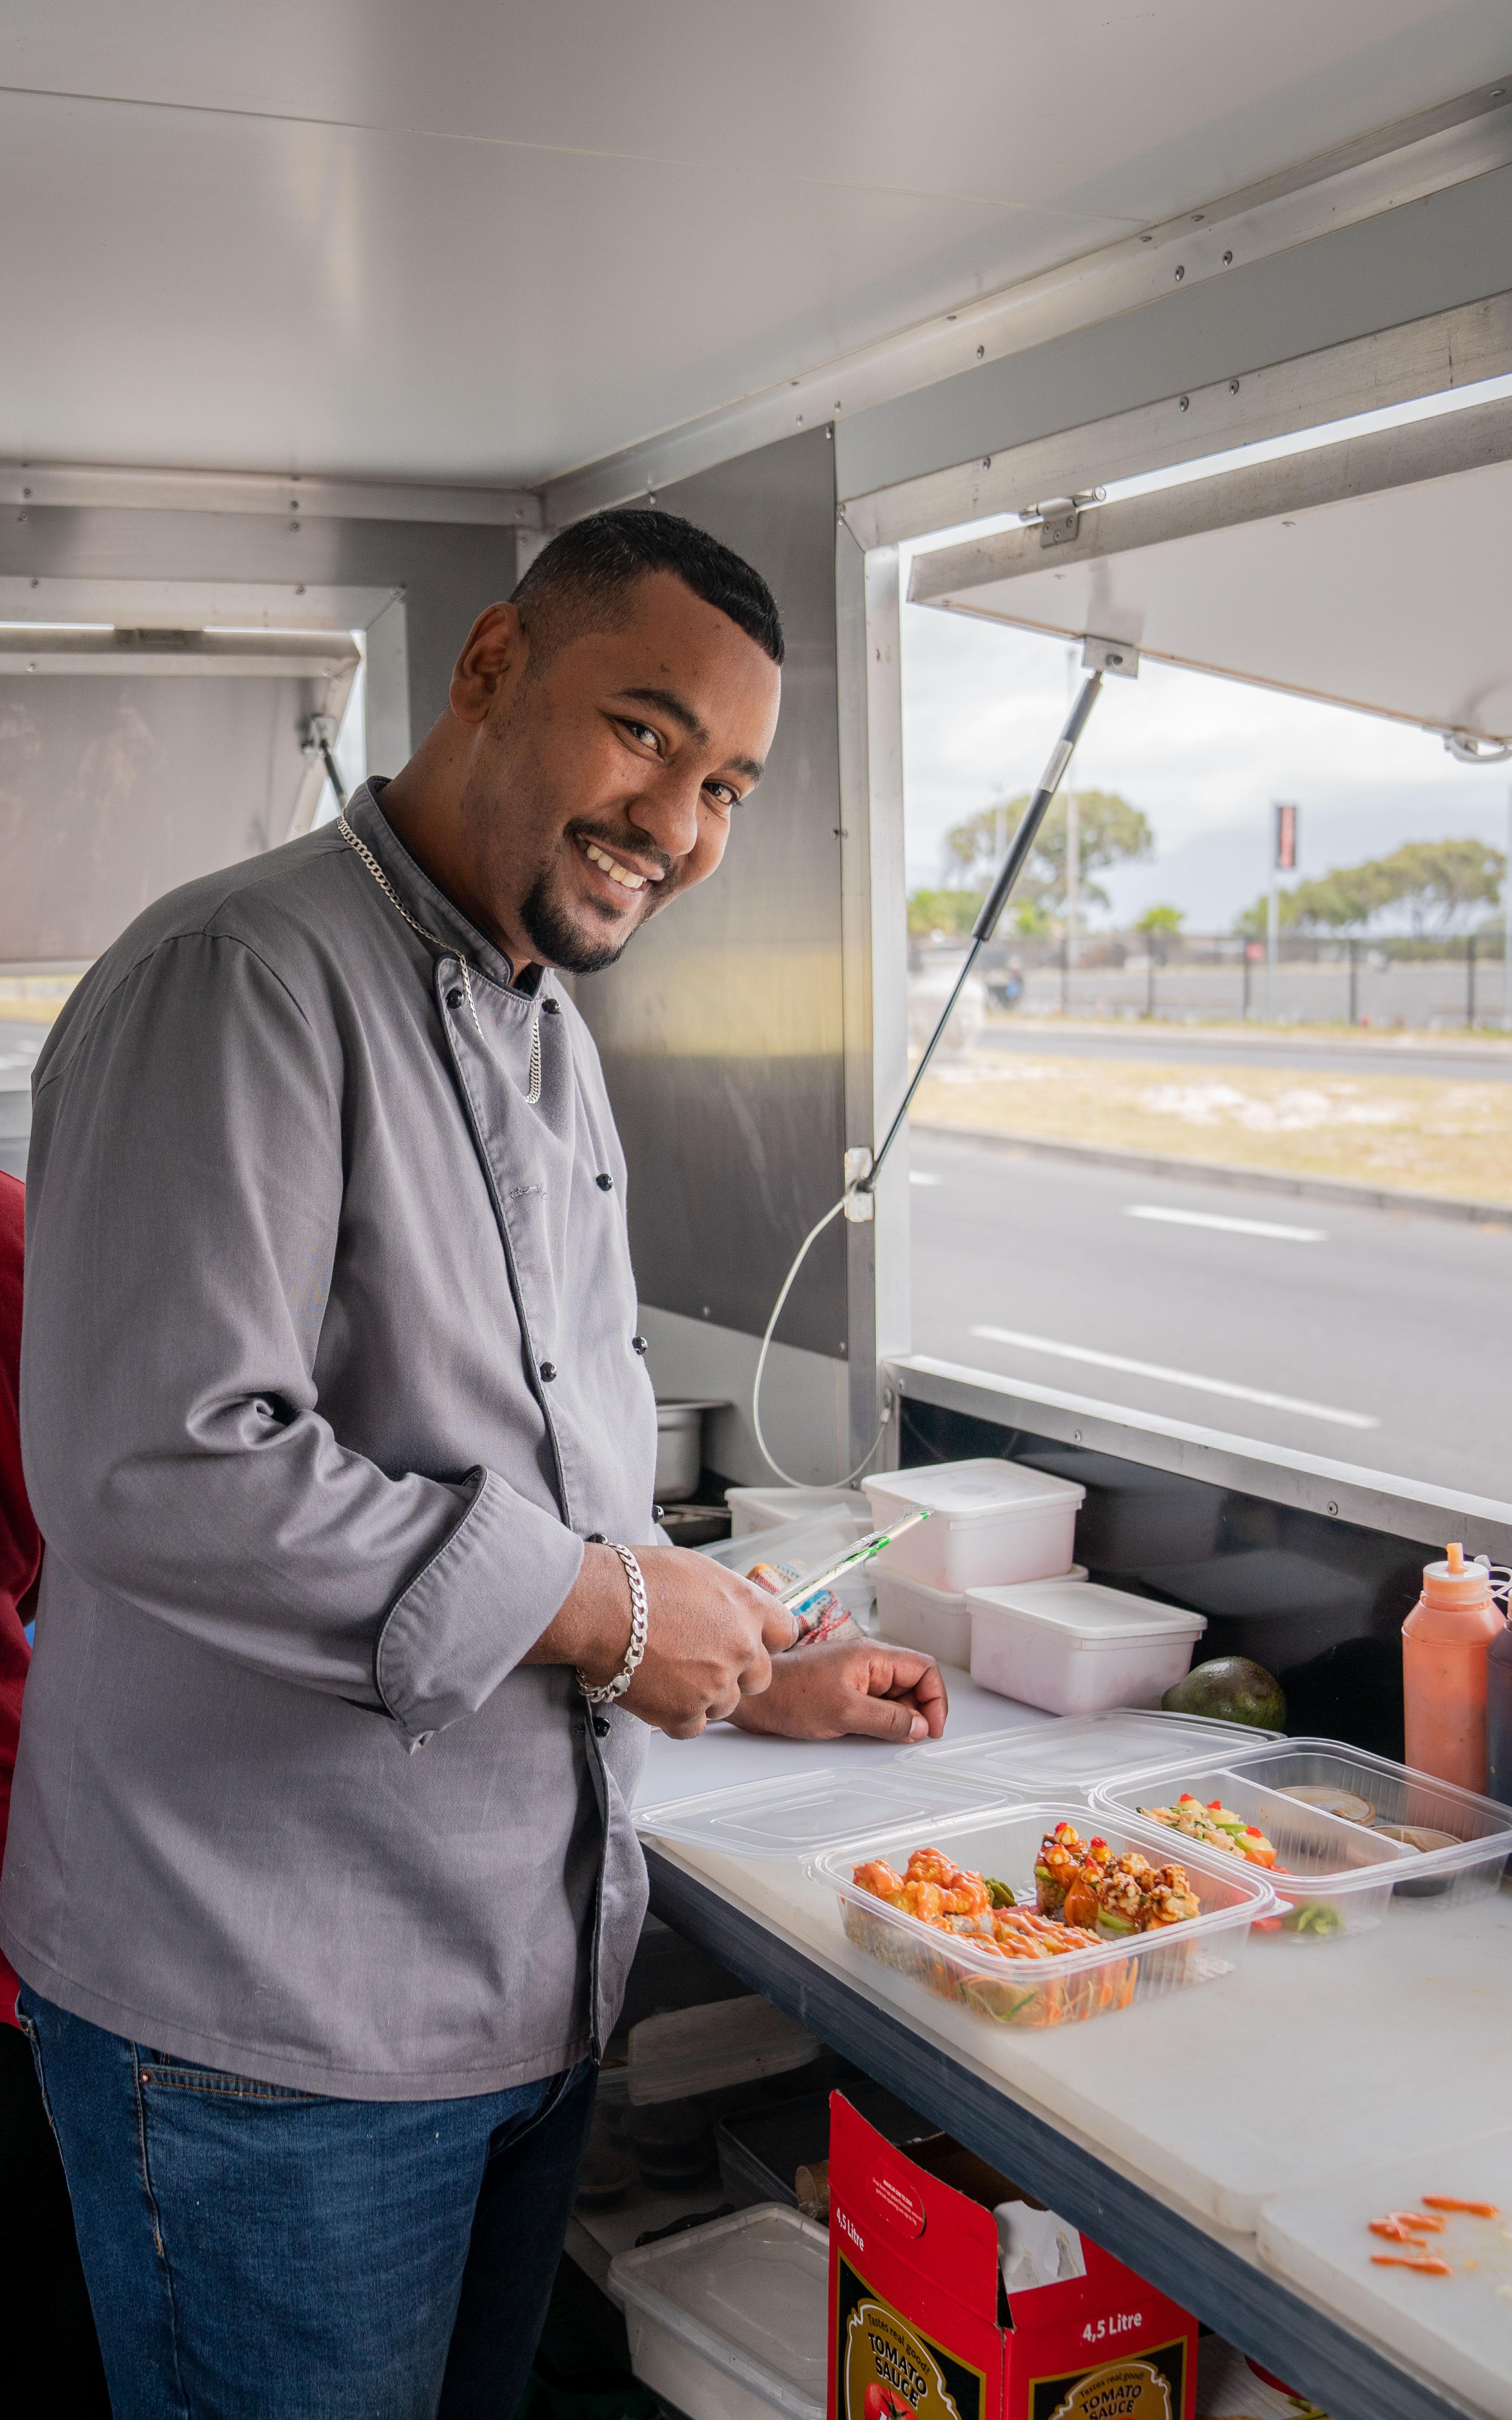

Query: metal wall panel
left=0, top=673, right=338, bottom=961
left=573, top=427, right=849, bottom=1354
left=0, top=508, right=527, bottom=771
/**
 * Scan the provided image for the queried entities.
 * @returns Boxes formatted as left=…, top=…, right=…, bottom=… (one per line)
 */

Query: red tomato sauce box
left=828, top=2094, right=1196, bottom=2420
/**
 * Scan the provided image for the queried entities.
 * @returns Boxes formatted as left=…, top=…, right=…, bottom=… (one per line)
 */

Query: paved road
left=909, top=1131, right=1512, bottom=1502
left=976, top=1022, right=1512, bottom=1083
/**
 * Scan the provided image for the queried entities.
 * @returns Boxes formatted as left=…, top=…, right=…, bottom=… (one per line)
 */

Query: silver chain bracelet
left=578, top=1544, right=649, bottom=1705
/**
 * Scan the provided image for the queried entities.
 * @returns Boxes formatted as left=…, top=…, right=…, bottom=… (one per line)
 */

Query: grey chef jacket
left=0, top=782, right=657, bottom=2098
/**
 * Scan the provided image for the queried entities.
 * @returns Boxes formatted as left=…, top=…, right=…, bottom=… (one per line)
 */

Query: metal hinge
left=1022, top=488, right=1105, bottom=548
left=1081, top=634, right=1140, bottom=679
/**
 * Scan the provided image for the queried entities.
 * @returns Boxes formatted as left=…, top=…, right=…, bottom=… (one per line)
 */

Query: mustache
left=566, top=817, right=674, bottom=885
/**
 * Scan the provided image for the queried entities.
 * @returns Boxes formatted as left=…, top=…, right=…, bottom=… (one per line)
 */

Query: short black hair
left=511, top=506, right=785, bottom=668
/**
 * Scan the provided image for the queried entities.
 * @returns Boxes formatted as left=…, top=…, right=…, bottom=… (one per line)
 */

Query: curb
left=911, top=1122, right=1512, bottom=1230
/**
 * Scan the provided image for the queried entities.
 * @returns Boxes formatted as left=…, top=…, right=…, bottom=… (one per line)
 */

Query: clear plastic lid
left=863, top=1458, right=1084, bottom=1524
left=634, top=1763, right=1011, bottom=1858
left=610, top=2205, right=830, bottom=2420
left=966, top=1577, right=1207, bottom=1643
left=891, top=1709, right=1281, bottom=1801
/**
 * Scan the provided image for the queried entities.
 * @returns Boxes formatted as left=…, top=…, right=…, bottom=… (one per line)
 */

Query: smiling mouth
left=577, top=835, right=660, bottom=896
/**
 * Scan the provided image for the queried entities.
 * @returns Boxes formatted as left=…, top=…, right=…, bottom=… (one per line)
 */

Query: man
left=2, top=510, right=943, bottom=2418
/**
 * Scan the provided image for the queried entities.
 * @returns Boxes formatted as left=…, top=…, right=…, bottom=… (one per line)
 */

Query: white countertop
left=634, top=1660, right=1055, bottom=1808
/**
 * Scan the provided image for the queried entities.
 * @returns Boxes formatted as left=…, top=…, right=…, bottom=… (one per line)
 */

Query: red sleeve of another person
left=0, top=1169, right=40, bottom=2027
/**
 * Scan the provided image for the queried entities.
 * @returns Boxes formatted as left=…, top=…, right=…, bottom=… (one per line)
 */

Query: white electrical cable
left=751, top=1193, right=888, bottom=1488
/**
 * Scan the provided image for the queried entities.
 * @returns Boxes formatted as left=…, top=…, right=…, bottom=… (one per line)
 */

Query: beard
left=519, top=861, right=637, bottom=975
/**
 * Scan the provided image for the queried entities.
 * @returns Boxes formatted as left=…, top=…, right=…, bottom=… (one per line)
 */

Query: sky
left=898, top=375, right=1512, bottom=935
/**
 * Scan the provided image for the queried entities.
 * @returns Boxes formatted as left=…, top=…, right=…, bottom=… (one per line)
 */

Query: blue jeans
left=19, top=1988, right=597, bottom=2420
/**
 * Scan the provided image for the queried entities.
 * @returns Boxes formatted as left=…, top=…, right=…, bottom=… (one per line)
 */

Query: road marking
left=1126, top=1204, right=1325, bottom=1243
left=910, top=1171, right=944, bottom=1187
left=968, top=1325, right=1379, bottom=1428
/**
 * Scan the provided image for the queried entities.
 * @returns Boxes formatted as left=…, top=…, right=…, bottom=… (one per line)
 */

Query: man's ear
left=450, top=601, right=527, bottom=725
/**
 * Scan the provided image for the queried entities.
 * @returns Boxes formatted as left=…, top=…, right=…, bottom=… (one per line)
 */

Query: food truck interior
left=3, top=10, right=1512, bottom=2420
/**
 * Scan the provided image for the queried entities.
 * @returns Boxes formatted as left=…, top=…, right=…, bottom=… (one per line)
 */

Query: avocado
left=1161, top=1656, right=1286, bottom=1731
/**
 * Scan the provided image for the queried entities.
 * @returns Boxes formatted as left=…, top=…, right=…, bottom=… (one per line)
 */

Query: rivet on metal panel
left=29, top=578, right=37, bottom=589
left=1071, top=1429, right=1082, bottom=1444
left=1327, top=1501, right=1339, bottom=1516
left=1229, top=380, right=1240, bottom=396
left=1140, top=233, right=1153, bottom=244
left=1222, top=250, right=1234, bottom=266
left=21, top=487, right=29, bottom=498
left=290, top=521, right=301, bottom=532
left=982, top=457, right=992, bottom=470
left=296, top=584, right=306, bottom=594
left=16, top=513, right=26, bottom=523
left=1178, top=396, right=1190, bottom=412
left=1191, top=213, right=1204, bottom=223
left=976, top=345, right=985, bottom=359
left=1174, top=265, right=1185, bottom=282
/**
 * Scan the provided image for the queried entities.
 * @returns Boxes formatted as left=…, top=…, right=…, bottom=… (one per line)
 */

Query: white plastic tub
left=877, top=1566, right=1087, bottom=1669
left=863, top=1459, right=1084, bottom=1591
left=725, top=1485, right=867, bottom=1538
left=813, top=1801, right=1275, bottom=2030
left=611, top=2204, right=829, bottom=2420
left=968, top=1577, right=1206, bottom=1715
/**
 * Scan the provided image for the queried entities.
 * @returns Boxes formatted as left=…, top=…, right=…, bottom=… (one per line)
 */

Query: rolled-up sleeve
left=21, top=930, right=583, bottom=1744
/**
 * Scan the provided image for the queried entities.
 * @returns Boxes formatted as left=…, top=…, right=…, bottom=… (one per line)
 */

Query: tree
left=1134, top=903, right=1185, bottom=965
left=944, top=789, right=1153, bottom=916
left=907, top=887, right=983, bottom=938
left=1237, top=839, right=1504, bottom=938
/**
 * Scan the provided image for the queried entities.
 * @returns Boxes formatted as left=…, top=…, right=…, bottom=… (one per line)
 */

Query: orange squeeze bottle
left=1402, top=1543, right=1502, bottom=1792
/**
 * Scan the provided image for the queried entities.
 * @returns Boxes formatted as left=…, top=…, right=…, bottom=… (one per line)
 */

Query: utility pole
left=1269, top=802, right=1298, bottom=1021
left=1065, top=790, right=1080, bottom=1018
left=1504, top=784, right=1512, bottom=1031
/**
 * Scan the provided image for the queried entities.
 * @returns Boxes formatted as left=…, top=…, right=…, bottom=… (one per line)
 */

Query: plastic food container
left=1095, top=1737, right=1512, bottom=1928
left=725, top=1486, right=868, bottom=1539
left=863, top=1460, right=1084, bottom=1592
left=634, top=1763, right=1009, bottom=1859
left=968, top=1577, right=1206, bottom=1715
left=890, top=1709, right=1283, bottom=1805
left=611, top=2204, right=829, bottom=2420
left=878, top=1567, right=1087, bottom=1669
left=812, top=1802, right=1275, bottom=2030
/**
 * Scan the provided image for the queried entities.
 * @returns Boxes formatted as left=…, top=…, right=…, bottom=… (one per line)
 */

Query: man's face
left=452, top=571, right=782, bottom=974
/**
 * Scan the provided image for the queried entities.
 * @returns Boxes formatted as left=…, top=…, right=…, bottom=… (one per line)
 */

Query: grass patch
left=914, top=1053, right=1512, bottom=1205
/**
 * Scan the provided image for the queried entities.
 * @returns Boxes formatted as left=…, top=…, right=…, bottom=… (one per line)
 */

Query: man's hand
left=526, top=1544, right=798, bottom=1738
left=727, top=1638, right=948, bottom=1744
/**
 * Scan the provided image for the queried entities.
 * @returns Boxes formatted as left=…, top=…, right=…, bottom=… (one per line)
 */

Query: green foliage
left=944, top=790, right=1153, bottom=914
left=1135, top=904, right=1185, bottom=936
left=907, top=886, right=984, bottom=937
left=1237, top=839, right=1505, bottom=938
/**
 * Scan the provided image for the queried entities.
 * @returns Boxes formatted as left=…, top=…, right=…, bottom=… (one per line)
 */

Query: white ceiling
left=3, top=1, right=1511, bottom=486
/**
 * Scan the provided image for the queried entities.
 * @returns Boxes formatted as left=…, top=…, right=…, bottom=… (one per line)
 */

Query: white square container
left=725, top=1486, right=868, bottom=1539
left=611, top=2204, right=829, bottom=2420
left=876, top=1566, right=1087, bottom=1669
left=812, top=1801, right=1275, bottom=2031
left=863, top=1460, right=1084, bottom=1591
left=968, top=1577, right=1206, bottom=1716
left=1095, top=1737, right=1512, bottom=1931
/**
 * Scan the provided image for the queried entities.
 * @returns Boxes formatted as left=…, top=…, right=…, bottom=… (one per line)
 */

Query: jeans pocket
left=136, top=2051, right=327, bottom=2102
left=14, top=2000, right=63, bottom=2142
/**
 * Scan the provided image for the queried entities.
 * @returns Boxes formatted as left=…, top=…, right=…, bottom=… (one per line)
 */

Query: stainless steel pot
left=654, top=1399, right=725, bottom=1501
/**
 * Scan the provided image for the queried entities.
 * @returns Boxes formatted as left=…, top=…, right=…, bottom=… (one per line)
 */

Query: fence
left=914, top=934, right=1511, bottom=1031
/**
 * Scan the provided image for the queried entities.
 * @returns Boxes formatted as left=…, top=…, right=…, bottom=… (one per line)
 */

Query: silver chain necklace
left=338, top=813, right=541, bottom=1105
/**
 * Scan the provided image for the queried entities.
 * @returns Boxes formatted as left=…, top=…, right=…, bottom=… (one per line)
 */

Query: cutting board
left=1258, top=2130, right=1512, bottom=2418
left=657, top=1839, right=1512, bottom=2232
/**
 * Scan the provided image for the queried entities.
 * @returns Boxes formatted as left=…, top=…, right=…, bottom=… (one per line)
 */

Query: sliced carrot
left=1370, top=2219, right=1420, bottom=2242
left=1422, top=2196, right=1501, bottom=2218
left=1370, top=2254, right=1452, bottom=2276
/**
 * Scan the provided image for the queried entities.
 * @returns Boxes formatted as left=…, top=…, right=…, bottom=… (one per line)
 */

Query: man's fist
left=528, top=1542, right=798, bottom=1737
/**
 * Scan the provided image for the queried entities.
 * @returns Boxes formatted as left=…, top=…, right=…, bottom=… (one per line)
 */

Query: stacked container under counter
left=863, top=1459, right=1206, bottom=1711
